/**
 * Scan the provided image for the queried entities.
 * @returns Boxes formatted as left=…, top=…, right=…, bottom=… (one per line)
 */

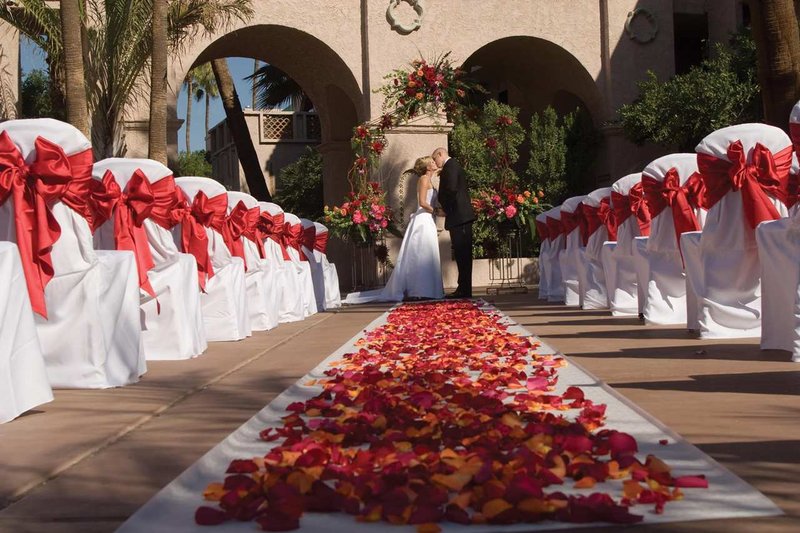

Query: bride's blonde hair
left=412, top=156, right=434, bottom=177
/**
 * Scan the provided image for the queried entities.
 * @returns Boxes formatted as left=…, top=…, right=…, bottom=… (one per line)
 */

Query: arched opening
left=169, top=24, right=363, bottom=204
left=461, top=36, right=606, bottom=192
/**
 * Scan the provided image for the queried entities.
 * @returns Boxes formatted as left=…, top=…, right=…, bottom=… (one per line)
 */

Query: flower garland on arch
left=324, top=53, right=477, bottom=245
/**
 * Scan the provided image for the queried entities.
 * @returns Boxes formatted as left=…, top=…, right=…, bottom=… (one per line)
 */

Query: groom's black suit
left=438, top=157, right=475, bottom=296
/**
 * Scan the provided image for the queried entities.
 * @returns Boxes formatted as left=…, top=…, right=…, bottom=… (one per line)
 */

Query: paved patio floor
left=0, top=292, right=798, bottom=533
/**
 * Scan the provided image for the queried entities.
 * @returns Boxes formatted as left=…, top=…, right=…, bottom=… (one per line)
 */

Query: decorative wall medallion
left=386, top=0, right=425, bottom=35
left=625, top=7, right=658, bottom=44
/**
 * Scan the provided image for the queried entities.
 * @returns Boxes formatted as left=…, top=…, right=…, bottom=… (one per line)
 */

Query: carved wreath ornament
left=625, top=7, right=658, bottom=44
left=386, top=0, right=425, bottom=35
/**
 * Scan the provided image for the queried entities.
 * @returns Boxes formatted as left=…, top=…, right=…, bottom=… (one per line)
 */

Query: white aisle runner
left=117, top=303, right=782, bottom=533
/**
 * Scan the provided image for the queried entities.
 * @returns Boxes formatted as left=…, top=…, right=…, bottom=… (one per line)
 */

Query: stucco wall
left=0, top=21, right=19, bottom=119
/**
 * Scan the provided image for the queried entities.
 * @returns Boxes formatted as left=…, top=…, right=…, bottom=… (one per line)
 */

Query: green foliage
left=274, top=147, right=324, bottom=220
left=20, top=69, right=62, bottom=120
left=618, top=31, right=760, bottom=151
left=526, top=106, right=599, bottom=205
left=527, top=106, right=568, bottom=202
left=450, top=118, right=492, bottom=189
left=174, top=150, right=212, bottom=177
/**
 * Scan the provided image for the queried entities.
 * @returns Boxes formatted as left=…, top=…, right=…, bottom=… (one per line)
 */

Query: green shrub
left=274, top=146, right=324, bottom=220
left=174, top=150, right=212, bottom=177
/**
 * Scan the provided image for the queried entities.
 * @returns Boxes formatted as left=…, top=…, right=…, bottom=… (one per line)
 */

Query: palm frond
left=168, top=0, right=254, bottom=53
left=246, top=63, right=305, bottom=109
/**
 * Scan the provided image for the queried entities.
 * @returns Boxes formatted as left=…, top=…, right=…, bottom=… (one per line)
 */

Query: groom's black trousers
left=449, top=222, right=473, bottom=294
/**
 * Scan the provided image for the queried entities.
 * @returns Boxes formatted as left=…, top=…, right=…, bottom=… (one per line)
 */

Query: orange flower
left=524, top=190, right=532, bottom=198
left=532, top=197, right=539, bottom=204
left=415, top=92, right=424, bottom=100
left=537, top=190, right=545, bottom=198
left=516, top=194, right=525, bottom=203
left=408, top=80, right=416, bottom=88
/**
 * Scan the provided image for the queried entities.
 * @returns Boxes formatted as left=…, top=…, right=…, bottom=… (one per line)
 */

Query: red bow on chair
left=578, top=203, right=605, bottom=246
left=642, top=168, right=702, bottom=246
left=301, top=225, right=316, bottom=254
left=314, top=231, right=329, bottom=254
left=284, top=222, right=307, bottom=261
left=560, top=209, right=580, bottom=237
left=224, top=201, right=249, bottom=267
left=611, top=183, right=651, bottom=237
left=242, top=206, right=266, bottom=259
left=545, top=216, right=563, bottom=248
left=696, top=141, right=792, bottom=228
left=597, top=197, right=617, bottom=241
left=0, top=132, right=100, bottom=317
left=534, top=219, right=549, bottom=242
left=174, top=190, right=223, bottom=289
left=258, top=211, right=290, bottom=260
left=99, top=169, right=157, bottom=298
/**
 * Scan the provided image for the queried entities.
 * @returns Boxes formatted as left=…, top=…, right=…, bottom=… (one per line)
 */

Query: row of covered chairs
left=537, top=113, right=800, bottom=363
left=0, top=118, right=341, bottom=424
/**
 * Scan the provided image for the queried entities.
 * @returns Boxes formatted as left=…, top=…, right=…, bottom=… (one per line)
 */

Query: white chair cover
left=542, top=206, right=565, bottom=302
left=227, top=191, right=280, bottom=331
left=313, top=222, right=342, bottom=309
left=578, top=188, right=612, bottom=310
left=534, top=212, right=550, bottom=300
left=681, top=124, right=792, bottom=338
left=261, top=203, right=317, bottom=318
left=638, top=154, right=708, bottom=325
left=0, top=242, right=53, bottom=423
left=601, top=173, right=646, bottom=316
left=558, top=195, right=587, bottom=306
left=92, top=158, right=207, bottom=360
left=256, top=201, right=306, bottom=322
left=756, top=214, right=800, bottom=360
left=174, top=177, right=251, bottom=341
left=0, top=119, right=145, bottom=388
left=299, top=218, right=327, bottom=311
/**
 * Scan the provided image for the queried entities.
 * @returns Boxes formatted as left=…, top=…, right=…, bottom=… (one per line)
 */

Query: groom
left=432, top=147, right=475, bottom=298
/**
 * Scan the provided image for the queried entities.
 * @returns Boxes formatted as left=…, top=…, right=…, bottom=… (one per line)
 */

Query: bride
left=344, top=156, right=445, bottom=303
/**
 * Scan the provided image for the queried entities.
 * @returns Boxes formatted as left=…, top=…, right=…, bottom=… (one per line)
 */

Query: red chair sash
left=642, top=169, right=702, bottom=247
left=0, top=132, right=107, bottom=317
left=578, top=203, right=604, bottom=246
left=284, top=222, right=307, bottom=261
left=242, top=206, right=266, bottom=259
left=611, top=182, right=651, bottom=237
left=314, top=231, right=329, bottom=254
left=788, top=172, right=799, bottom=209
left=98, top=170, right=157, bottom=298
left=224, top=201, right=248, bottom=267
left=535, top=219, right=549, bottom=242
left=179, top=190, right=227, bottom=289
left=597, top=197, right=617, bottom=241
left=301, top=225, right=316, bottom=252
left=695, top=141, right=792, bottom=228
left=258, top=211, right=290, bottom=261
left=560, top=210, right=580, bottom=237
left=148, top=175, right=185, bottom=230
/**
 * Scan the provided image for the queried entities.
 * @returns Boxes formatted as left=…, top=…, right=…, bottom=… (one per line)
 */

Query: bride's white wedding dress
left=345, top=187, right=444, bottom=303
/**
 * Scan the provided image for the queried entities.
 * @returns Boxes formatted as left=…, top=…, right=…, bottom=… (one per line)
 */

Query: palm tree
left=191, top=62, right=219, bottom=139
left=247, top=63, right=313, bottom=111
left=211, top=58, right=270, bottom=200
left=0, top=0, right=254, bottom=158
left=183, top=72, right=194, bottom=151
left=748, top=0, right=800, bottom=128
left=60, top=0, right=89, bottom=136
left=149, top=0, right=169, bottom=164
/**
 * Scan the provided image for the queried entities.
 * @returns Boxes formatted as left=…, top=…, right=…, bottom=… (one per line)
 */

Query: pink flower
left=352, top=211, right=365, bottom=224
left=491, top=195, right=502, bottom=205
left=505, top=205, right=517, bottom=219
left=380, top=219, right=388, bottom=228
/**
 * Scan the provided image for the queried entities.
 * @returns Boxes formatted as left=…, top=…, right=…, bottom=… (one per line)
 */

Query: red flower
left=371, top=140, right=385, bottom=154
left=497, top=115, right=513, bottom=127
left=485, top=137, right=498, bottom=149
left=355, top=125, right=368, bottom=139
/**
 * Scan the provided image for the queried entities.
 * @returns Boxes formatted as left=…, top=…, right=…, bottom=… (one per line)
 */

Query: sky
left=20, top=37, right=258, bottom=153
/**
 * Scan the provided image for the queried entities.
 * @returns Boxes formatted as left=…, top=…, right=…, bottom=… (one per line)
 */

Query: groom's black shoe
left=445, top=290, right=472, bottom=299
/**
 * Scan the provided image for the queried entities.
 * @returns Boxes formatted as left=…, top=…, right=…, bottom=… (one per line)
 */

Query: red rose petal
left=195, top=506, right=228, bottom=526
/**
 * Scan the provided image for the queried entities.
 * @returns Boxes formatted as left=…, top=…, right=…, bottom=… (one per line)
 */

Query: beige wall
left=0, top=21, right=19, bottom=119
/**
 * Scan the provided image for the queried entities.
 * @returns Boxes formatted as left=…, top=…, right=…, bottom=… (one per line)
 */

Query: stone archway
left=167, top=24, right=364, bottom=204
left=460, top=36, right=607, bottom=187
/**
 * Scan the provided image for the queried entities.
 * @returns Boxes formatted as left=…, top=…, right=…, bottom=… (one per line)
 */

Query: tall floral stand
left=486, top=227, right=528, bottom=295
left=347, top=240, right=389, bottom=292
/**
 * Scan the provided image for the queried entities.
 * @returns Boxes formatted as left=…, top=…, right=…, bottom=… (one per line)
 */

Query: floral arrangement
left=196, top=301, right=707, bottom=531
left=323, top=182, right=392, bottom=244
left=472, top=186, right=546, bottom=230
left=326, top=52, right=478, bottom=246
